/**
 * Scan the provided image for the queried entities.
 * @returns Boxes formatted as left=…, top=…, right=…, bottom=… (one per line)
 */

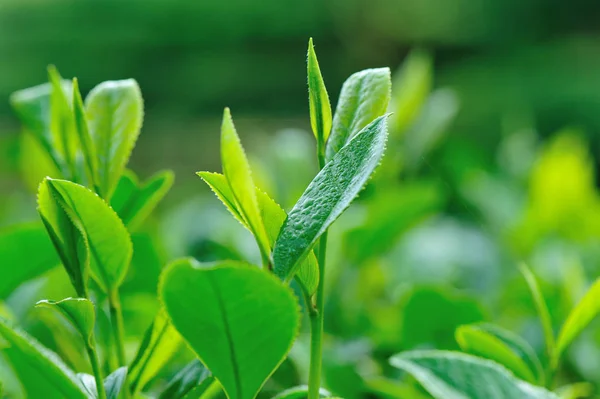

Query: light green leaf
left=129, top=309, right=182, bottom=394
left=554, top=277, right=600, bottom=368
left=271, top=385, right=330, bottom=399
left=158, top=360, right=214, bottom=399
left=111, top=169, right=174, bottom=231
left=325, top=68, right=391, bottom=161
left=307, top=38, right=332, bottom=150
left=390, top=351, right=558, bottom=399
left=105, top=367, right=128, bottom=399
left=198, top=172, right=319, bottom=295
left=73, top=77, right=100, bottom=193
left=85, top=79, right=143, bottom=199
left=36, top=298, right=95, bottom=346
left=273, top=115, right=389, bottom=282
left=0, top=222, right=59, bottom=298
left=555, top=382, right=594, bottom=399
left=160, top=258, right=300, bottom=399
left=456, top=324, right=543, bottom=384
left=39, top=178, right=133, bottom=294
left=0, top=317, right=88, bottom=398
left=520, top=264, right=555, bottom=361
left=220, top=108, right=271, bottom=265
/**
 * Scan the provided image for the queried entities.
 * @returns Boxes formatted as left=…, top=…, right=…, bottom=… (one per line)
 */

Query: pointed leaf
left=105, top=367, right=128, bottom=399
left=111, top=169, right=174, bottom=231
left=325, top=68, right=391, bottom=161
left=40, top=178, right=133, bottom=293
left=0, top=318, right=88, bottom=398
left=160, top=258, right=300, bottom=399
left=36, top=298, right=95, bottom=346
left=307, top=38, right=332, bottom=148
left=198, top=172, right=318, bottom=294
left=456, top=324, right=542, bottom=384
left=158, top=360, right=213, bottom=399
left=85, top=79, right=143, bottom=198
left=73, top=78, right=100, bottom=192
left=220, top=108, right=271, bottom=264
left=273, top=115, right=389, bottom=282
left=390, top=351, right=558, bottom=399
left=0, top=222, right=59, bottom=298
left=129, top=309, right=181, bottom=394
left=554, top=277, right=600, bottom=367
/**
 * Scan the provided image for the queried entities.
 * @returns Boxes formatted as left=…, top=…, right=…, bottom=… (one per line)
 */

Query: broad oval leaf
left=158, top=359, right=214, bottom=399
left=0, top=222, right=59, bottom=298
left=554, top=277, right=600, bottom=367
left=307, top=38, right=332, bottom=149
left=111, top=169, right=174, bottom=231
left=36, top=298, right=95, bottom=346
left=273, top=115, right=389, bottom=282
left=39, top=178, right=133, bottom=294
left=456, top=323, right=543, bottom=384
left=220, top=108, right=271, bottom=265
left=198, top=172, right=318, bottom=294
left=85, top=79, right=143, bottom=199
left=0, top=317, right=88, bottom=398
left=325, top=68, right=391, bottom=161
left=390, top=351, right=558, bottom=399
left=160, top=258, right=300, bottom=399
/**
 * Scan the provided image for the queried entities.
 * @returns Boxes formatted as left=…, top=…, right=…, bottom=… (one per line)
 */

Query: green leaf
left=39, top=178, right=133, bottom=294
left=158, top=360, right=214, bottom=399
left=325, top=68, right=391, bottom=161
left=198, top=172, right=319, bottom=295
left=0, top=222, right=59, bottom=298
left=456, top=323, right=543, bottom=384
left=555, top=382, right=594, bottom=399
left=271, top=385, right=330, bottom=399
left=72, top=77, right=100, bottom=192
left=390, top=351, right=558, bottom=399
left=111, top=169, right=174, bottom=231
left=85, top=78, right=143, bottom=199
left=36, top=298, right=95, bottom=346
left=160, top=258, right=300, bottom=399
left=105, top=367, right=128, bottom=399
left=554, top=277, right=600, bottom=368
left=129, top=309, right=181, bottom=394
left=519, top=264, right=555, bottom=361
left=219, top=108, right=271, bottom=265
left=273, top=115, right=389, bottom=282
left=307, top=38, right=332, bottom=149
left=0, top=317, right=88, bottom=398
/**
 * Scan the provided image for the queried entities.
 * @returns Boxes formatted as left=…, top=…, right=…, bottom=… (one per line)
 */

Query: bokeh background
left=3, top=0, right=600, bottom=397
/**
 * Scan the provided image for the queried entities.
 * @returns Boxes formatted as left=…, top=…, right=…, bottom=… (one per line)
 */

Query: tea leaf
left=36, top=298, right=95, bottom=346
left=129, top=309, right=181, bottom=394
left=307, top=38, right=332, bottom=149
left=160, top=258, right=300, bottom=399
left=72, top=78, right=100, bottom=192
left=198, top=172, right=319, bottom=294
left=111, top=169, right=174, bottom=231
left=456, top=324, right=542, bottom=384
left=105, top=367, right=128, bottom=399
left=271, top=385, right=330, bottom=399
left=0, top=318, right=88, bottom=398
left=0, top=222, right=59, bottom=298
left=85, top=79, right=143, bottom=199
left=40, top=178, right=133, bottom=294
left=390, top=351, right=558, bottom=399
left=220, top=108, right=271, bottom=265
left=554, top=277, right=600, bottom=367
left=325, top=68, right=391, bottom=161
left=273, top=115, right=389, bottom=282
left=158, top=359, right=214, bottom=399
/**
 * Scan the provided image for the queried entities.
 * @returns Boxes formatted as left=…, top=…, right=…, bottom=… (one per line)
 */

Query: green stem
left=108, top=290, right=130, bottom=399
left=86, top=340, right=107, bottom=399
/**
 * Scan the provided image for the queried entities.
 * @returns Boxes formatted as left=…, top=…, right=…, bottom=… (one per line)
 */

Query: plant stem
left=86, top=340, right=107, bottom=399
left=308, top=231, right=327, bottom=399
left=108, top=290, right=130, bottom=398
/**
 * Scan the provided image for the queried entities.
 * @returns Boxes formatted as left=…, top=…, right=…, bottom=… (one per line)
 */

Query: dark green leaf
left=273, top=115, right=389, bottom=282
left=85, top=79, right=143, bottom=199
left=36, top=298, right=95, bottom=346
left=307, top=38, right=332, bottom=150
left=390, top=351, right=558, bottom=399
left=160, top=258, right=300, bottom=399
left=158, top=360, right=213, bottom=399
left=325, top=68, right=391, bottom=161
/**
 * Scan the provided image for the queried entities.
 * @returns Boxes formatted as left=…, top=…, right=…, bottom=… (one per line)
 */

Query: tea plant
left=2, top=38, right=600, bottom=399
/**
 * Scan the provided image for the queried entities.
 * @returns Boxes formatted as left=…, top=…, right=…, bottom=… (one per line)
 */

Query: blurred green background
left=3, top=0, right=600, bottom=397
